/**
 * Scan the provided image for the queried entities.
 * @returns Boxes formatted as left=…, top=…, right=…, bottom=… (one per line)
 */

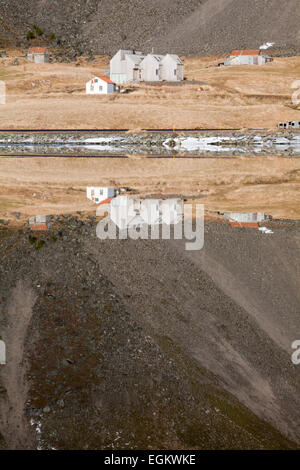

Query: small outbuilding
left=86, top=76, right=116, bottom=95
left=86, top=187, right=116, bottom=204
left=29, top=215, right=50, bottom=231
left=225, top=50, right=267, bottom=66
left=27, top=47, right=50, bottom=63
left=0, top=340, right=5, bottom=365
left=224, top=212, right=270, bottom=227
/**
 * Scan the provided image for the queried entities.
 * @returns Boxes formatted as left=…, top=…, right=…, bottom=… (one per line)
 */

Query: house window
left=99, top=86, right=103, bottom=91
left=95, top=79, right=98, bottom=83
left=174, top=69, right=177, bottom=75
left=156, top=69, right=158, bottom=76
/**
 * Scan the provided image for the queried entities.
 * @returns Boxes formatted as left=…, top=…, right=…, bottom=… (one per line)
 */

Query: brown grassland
left=0, top=50, right=300, bottom=129
left=0, top=50, right=299, bottom=221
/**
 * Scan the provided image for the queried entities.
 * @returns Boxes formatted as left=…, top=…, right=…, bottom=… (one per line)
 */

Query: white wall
left=87, top=187, right=115, bottom=202
left=86, top=79, right=115, bottom=94
left=34, top=54, right=49, bottom=64
left=140, top=56, right=162, bottom=81
left=0, top=340, right=6, bottom=365
left=226, top=55, right=265, bottom=66
left=161, top=55, right=184, bottom=81
left=0, top=81, right=5, bottom=105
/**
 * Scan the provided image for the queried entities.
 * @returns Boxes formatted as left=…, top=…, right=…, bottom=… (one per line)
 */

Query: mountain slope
left=0, top=0, right=300, bottom=55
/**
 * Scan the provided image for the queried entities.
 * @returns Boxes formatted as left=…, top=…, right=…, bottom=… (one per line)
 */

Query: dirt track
left=0, top=282, right=36, bottom=449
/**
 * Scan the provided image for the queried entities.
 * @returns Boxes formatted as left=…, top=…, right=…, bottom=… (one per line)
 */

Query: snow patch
left=260, top=42, right=275, bottom=50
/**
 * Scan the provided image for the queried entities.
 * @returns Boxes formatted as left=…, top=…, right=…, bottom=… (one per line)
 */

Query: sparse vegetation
left=35, top=239, right=45, bottom=250
left=33, top=25, right=43, bottom=37
left=28, top=235, right=37, bottom=245
left=26, top=31, right=35, bottom=41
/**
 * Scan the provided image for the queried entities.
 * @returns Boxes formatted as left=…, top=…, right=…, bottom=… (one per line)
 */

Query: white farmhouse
left=109, top=196, right=183, bottom=230
left=110, top=49, right=184, bottom=83
left=27, top=47, right=50, bottom=63
left=110, top=50, right=144, bottom=83
left=140, top=54, right=164, bottom=81
left=86, top=187, right=115, bottom=204
left=86, top=76, right=116, bottom=94
left=160, top=54, right=184, bottom=81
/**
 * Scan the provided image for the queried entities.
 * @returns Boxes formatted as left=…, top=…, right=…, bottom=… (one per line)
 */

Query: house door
left=133, top=68, right=139, bottom=81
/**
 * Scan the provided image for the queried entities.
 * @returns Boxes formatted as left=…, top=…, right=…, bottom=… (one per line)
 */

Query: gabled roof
left=96, top=76, right=115, bottom=84
left=230, top=221, right=259, bottom=228
left=28, top=47, right=48, bottom=54
left=126, top=53, right=145, bottom=65
left=97, top=197, right=115, bottom=205
left=29, top=223, right=49, bottom=231
left=231, top=50, right=260, bottom=56
left=163, top=54, right=183, bottom=65
left=147, top=54, right=164, bottom=62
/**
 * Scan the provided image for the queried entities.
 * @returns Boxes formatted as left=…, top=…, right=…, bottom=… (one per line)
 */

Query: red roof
left=30, top=223, right=49, bottom=231
left=29, top=47, right=48, bottom=54
left=230, top=222, right=259, bottom=228
left=97, top=197, right=114, bottom=205
left=231, top=50, right=260, bottom=56
left=97, top=76, right=115, bottom=84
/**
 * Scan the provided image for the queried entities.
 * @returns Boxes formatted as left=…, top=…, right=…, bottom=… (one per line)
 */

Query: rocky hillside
left=0, top=0, right=300, bottom=56
left=0, top=217, right=299, bottom=449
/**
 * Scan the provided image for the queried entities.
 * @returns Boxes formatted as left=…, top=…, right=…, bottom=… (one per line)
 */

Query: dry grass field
left=0, top=153, right=299, bottom=222
left=0, top=50, right=299, bottom=223
left=0, top=50, right=300, bottom=129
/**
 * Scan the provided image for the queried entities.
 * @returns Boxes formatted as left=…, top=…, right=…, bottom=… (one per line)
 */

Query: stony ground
left=1, top=130, right=300, bottom=157
left=0, top=217, right=299, bottom=449
left=1, top=0, right=300, bottom=56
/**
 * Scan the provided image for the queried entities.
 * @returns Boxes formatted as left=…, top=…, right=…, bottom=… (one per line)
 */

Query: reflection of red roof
left=231, top=50, right=260, bottom=56
left=97, top=197, right=114, bottom=205
left=29, top=47, right=48, bottom=54
left=230, top=222, right=259, bottom=228
left=30, top=223, right=49, bottom=231
left=97, top=76, right=115, bottom=84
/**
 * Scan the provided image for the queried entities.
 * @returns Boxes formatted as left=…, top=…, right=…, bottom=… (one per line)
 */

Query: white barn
left=27, top=47, right=50, bottom=63
left=225, top=50, right=267, bottom=66
left=86, top=76, right=115, bottom=94
left=87, top=187, right=115, bottom=204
